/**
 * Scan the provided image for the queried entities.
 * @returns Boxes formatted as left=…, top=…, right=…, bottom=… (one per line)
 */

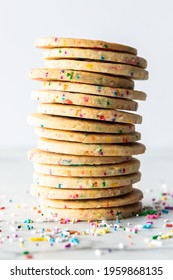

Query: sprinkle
left=24, top=219, right=34, bottom=224
left=22, top=251, right=29, bottom=255
left=165, top=206, right=173, bottom=210
left=149, top=240, right=162, bottom=247
left=164, top=223, right=173, bottom=228
left=118, top=242, right=125, bottom=249
left=142, top=223, right=153, bottom=229
left=26, top=254, right=33, bottom=259
left=69, top=237, right=79, bottom=245
left=64, top=243, right=71, bottom=248
left=29, top=237, right=48, bottom=242
left=139, top=210, right=158, bottom=216
left=95, top=249, right=102, bottom=256
left=146, top=214, right=160, bottom=219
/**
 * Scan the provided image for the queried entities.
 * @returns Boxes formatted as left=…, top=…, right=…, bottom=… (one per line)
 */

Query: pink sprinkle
left=146, top=214, right=160, bottom=219
left=84, top=97, right=89, bottom=102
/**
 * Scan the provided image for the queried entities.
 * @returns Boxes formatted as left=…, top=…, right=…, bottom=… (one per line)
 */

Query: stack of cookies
left=28, top=37, right=148, bottom=221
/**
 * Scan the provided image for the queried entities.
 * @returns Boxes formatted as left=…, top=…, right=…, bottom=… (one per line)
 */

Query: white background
left=0, top=0, right=173, bottom=149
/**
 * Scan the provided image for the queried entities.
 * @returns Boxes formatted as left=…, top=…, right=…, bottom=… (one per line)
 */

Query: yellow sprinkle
left=161, top=234, right=170, bottom=239
left=29, top=237, right=48, bottom=242
left=86, top=63, right=93, bottom=69
left=16, top=204, right=21, bottom=208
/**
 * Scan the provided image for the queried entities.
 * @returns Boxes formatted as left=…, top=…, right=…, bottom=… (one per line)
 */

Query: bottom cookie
left=40, top=202, right=142, bottom=221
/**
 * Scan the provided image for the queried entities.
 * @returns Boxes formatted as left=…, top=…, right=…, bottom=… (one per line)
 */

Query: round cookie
left=35, top=127, right=141, bottom=144
left=38, top=138, right=146, bottom=156
left=43, top=48, right=147, bottom=68
left=29, top=69, right=134, bottom=89
left=28, top=113, right=135, bottom=133
left=38, top=103, right=142, bottom=124
left=40, top=202, right=142, bottom=220
left=43, top=82, right=146, bottom=101
left=28, top=149, right=132, bottom=166
left=33, top=158, right=140, bottom=177
left=33, top=171, right=141, bottom=189
left=40, top=188, right=143, bottom=208
left=31, top=184, right=132, bottom=200
left=32, top=90, right=138, bottom=111
left=45, top=60, right=148, bottom=80
left=35, top=37, right=137, bottom=55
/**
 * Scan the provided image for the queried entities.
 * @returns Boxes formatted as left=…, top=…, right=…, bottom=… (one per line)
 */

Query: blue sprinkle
left=142, top=224, right=153, bottom=229
left=58, top=184, right=63, bottom=188
left=162, top=209, right=169, bottom=214
left=69, top=237, right=79, bottom=244
left=113, top=91, right=118, bottom=96
left=100, top=56, right=105, bottom=61
left=50, top=237, right=55, bottom=243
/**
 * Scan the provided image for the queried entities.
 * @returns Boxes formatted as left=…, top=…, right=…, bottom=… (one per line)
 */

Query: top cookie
left=35, top=37, right=137, bottom=55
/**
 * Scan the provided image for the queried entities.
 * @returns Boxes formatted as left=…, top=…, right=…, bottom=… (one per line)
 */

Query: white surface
left=0, top=0, right=173, bottom=149
left=0, top=149, right=173, bottom=260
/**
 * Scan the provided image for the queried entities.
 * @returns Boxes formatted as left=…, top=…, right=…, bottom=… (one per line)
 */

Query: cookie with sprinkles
left=33, top=158, right=140, bottom=177
left=43, top=48, right=147, bottom=68
left=28, top=148, right=131, bottom=165
left=33, top=171, right=141, bottom=189
left=32, top=90, right=138, bottom=111
left=45, top=59, right=148, bottom=80
left=43, top=82, right=146, bottom=100
left=29, top=68, right=134, bottom=89
left=40, top=188, right=143, bottom=208
left=28, top=113, right=136, bottom=133
left=37, top=103, right=142, bottom=124
left=41, top=202, right=142, bottom=220
left=35, top=37, right=137, bottom=55
left=35, top=127, right=141, bottom=144
left=37, top=138, right=145, bottom=156
left=31, top=184, right=132, bottom=200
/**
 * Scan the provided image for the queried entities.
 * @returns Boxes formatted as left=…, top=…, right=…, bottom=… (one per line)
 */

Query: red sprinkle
left=165, top=223, right=173, bottom=227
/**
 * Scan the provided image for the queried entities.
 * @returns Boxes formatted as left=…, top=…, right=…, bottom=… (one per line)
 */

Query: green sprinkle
left=104, top=44, right=109, bottom=48
left=66, top=72, right=74, bottom=80
left=22, top=251, right=29, bottom=255
left=102, top=182, right=106, bottom=187
left=139, top=210, right=158, bottom=216
left=107, top=101, right=110, bottom=106
left=152, top=235, right=161, bottom=240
